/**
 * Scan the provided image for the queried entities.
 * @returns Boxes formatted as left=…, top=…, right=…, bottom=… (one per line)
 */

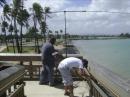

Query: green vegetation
left=1, top=39, right=64, bottom=53
left=68, top=34, right=130, bottom=40
left=2, top=46, right=36, bottom=53
left=0, top=0, right=66, bottom=54
left=119, top=33, right=130, bottom=38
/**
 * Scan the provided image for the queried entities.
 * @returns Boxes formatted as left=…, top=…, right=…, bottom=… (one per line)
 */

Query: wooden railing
left=0, top=65, right=26, bottom=97
left=0, top=53, right=119, bottom=97
left=0, top=53, right=82, bottom=80
left=88, top=79, right=119, bottom=97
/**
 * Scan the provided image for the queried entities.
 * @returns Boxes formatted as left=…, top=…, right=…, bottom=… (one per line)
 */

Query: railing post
left=38, top=66, right=41, bottom=76
left=89, top=79, right=93, bottom=97
left=20, top=61, right=23, bottom=65
left=29, top=61, right=33, bottom=79
left=0, top=92, right=6, bottom=97
left=8, top=88, right=12, bottom=96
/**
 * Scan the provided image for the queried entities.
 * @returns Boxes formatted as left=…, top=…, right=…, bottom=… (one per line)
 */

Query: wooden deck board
left=24, top=81, right=89, bottom=97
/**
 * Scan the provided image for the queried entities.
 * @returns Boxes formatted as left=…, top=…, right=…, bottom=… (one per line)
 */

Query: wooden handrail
left=0, top=53, right=82, bottom=61
left=0, top=65, right=25, bottom=97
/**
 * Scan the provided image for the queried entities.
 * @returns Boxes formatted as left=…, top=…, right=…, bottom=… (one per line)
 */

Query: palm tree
left=48, top=30, right=53, bottom=36
left=17, top=8, right=30, bottom=53
left=8, top=24, right=15, bottom=53
left=32, top=2, right=44, bottom=53
left=3, top=4, right=10, bottom=20
left=55, top=31, right=59, bottom=38
left=3, top=4, right=16, bottom=53
left=40, top=21, right=47, bottom=42
left=44, top=7, right=51, bottom=20
left=2, top=4, right=11, bottom=52
left=1, top=21, right=9, bottom=51
left=33, top=3, right=44, bottom=22
left=8, top=5, right=17, bottom=53
left=26, top=27, right=39, bottom=40
left=11, top=0, right=22, bottom=53
left=0, top=0, right=6, bottom=6
left=44, top=7, right=51, bottom=40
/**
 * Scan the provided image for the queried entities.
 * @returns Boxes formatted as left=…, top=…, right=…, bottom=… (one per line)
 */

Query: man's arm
left=71, top=68, right=90, bottom=80
left=50, top=45, right=59, bottom=56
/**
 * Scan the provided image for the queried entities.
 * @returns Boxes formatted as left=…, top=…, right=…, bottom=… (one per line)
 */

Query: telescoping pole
left=64, top=11, right=67, bottom=58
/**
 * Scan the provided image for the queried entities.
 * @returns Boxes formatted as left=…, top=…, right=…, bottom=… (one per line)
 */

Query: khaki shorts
left=58, top=67, right=73, bottom=86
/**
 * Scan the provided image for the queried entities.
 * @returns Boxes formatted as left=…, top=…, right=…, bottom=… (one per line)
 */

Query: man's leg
left=64, top=85, right=69, bottom=95
left=46, top=65, right=55, bottom=86
left=68, top=85, right=74, bottom=97
left=59, top=68, right=74, bottom=96
left=64, top=85, right=74, bottom=97
left=39, top=66, right=48, bottom=84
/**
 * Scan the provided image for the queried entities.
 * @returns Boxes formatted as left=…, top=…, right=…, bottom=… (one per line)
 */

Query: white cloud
left=46, top=0, right=130, bottom=35
left=1, top=0, right=130, bottom=35
left=61, top=0, right=130, bottom=35
left=86, top=0, right=130, bottom=34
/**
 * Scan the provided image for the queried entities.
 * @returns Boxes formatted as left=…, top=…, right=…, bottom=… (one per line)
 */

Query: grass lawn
left=2, top=46, right=36, bottom=53
left=1, top=39, right=64, bottom=53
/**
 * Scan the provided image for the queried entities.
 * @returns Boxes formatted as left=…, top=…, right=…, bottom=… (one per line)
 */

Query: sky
left=1, top=0, right=130, bottom=35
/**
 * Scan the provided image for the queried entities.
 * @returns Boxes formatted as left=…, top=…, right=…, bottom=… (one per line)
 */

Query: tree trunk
left=11, top=32, right=15, bottom=53
left=4, top=30, right=9, bottom=52
left=3, top=17, right=9, bottom=52
left=14, top=17, right=20, bottom=53
left=20, top=24, right=23, bottom=53
left=33, top=15, right=40, bottom=53
left=44, top=33, right=46, bottom=42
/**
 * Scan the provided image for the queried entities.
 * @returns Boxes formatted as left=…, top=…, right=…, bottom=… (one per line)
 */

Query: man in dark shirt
left=40, top=37, right=58, bottom=86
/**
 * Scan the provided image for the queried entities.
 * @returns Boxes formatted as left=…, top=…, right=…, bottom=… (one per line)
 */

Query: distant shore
left=55, top=43, right=80, bottom=54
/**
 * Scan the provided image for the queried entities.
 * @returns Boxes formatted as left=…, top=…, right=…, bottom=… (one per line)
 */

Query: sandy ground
left=0, top=46, right=6, bottom=52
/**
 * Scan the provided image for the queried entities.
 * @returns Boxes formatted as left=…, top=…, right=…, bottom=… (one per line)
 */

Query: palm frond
left=0, top=0, right=6, bottom=6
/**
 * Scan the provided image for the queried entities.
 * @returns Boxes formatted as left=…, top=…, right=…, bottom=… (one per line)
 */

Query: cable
left=49, top=10, right=130, bottom=15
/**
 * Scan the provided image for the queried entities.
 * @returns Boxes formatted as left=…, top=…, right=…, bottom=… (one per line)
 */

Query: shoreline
left=55, top=43, right=80, bottom=54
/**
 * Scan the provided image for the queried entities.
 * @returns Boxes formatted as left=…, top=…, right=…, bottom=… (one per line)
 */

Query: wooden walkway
left=24, top=81, right=89, bottom=97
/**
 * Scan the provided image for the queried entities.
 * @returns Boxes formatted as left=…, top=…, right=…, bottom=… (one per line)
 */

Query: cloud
left=46, top=0, right=130, bottom=35
left=62, top=0, right=130, bottom=35
left=1, top=0, right=130, bottom=35
left=85, top=0, right=130, bottom=34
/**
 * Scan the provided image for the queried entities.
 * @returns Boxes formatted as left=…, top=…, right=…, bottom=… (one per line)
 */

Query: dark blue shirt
left=41, top=42, right=55, bottom=67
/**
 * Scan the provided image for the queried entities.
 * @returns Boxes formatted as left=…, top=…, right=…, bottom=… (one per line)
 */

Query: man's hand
left=52, top=52, right=59, bottom=56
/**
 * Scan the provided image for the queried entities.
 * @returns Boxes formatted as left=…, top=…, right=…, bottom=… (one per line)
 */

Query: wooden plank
left=0, top=53, right=41, bottom=61
left=0, top=53, right=83, bottom=61
left=91, top=80, right=108, bottom=97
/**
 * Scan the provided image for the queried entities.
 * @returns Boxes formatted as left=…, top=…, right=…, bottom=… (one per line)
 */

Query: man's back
left=41, top=42, right=55, bottom=66
left=58, top=57, right=83, bottom=70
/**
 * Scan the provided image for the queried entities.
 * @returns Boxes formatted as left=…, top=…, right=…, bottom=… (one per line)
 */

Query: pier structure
left=0, top=52, right=121, bottom=97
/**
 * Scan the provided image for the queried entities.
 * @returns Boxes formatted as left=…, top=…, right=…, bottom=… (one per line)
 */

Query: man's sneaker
left=64, top=92, right=70, bottom=96
left=69, top=93, right=74, bottom=97
left=39, top=81, right=48, bottom=85
left=49, top=82, right=55, bottom=86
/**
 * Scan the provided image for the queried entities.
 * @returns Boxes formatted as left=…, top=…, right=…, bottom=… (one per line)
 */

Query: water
left=73, top=39, right=130, bottom=79
left=73, top=39, right=130, bottom=96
